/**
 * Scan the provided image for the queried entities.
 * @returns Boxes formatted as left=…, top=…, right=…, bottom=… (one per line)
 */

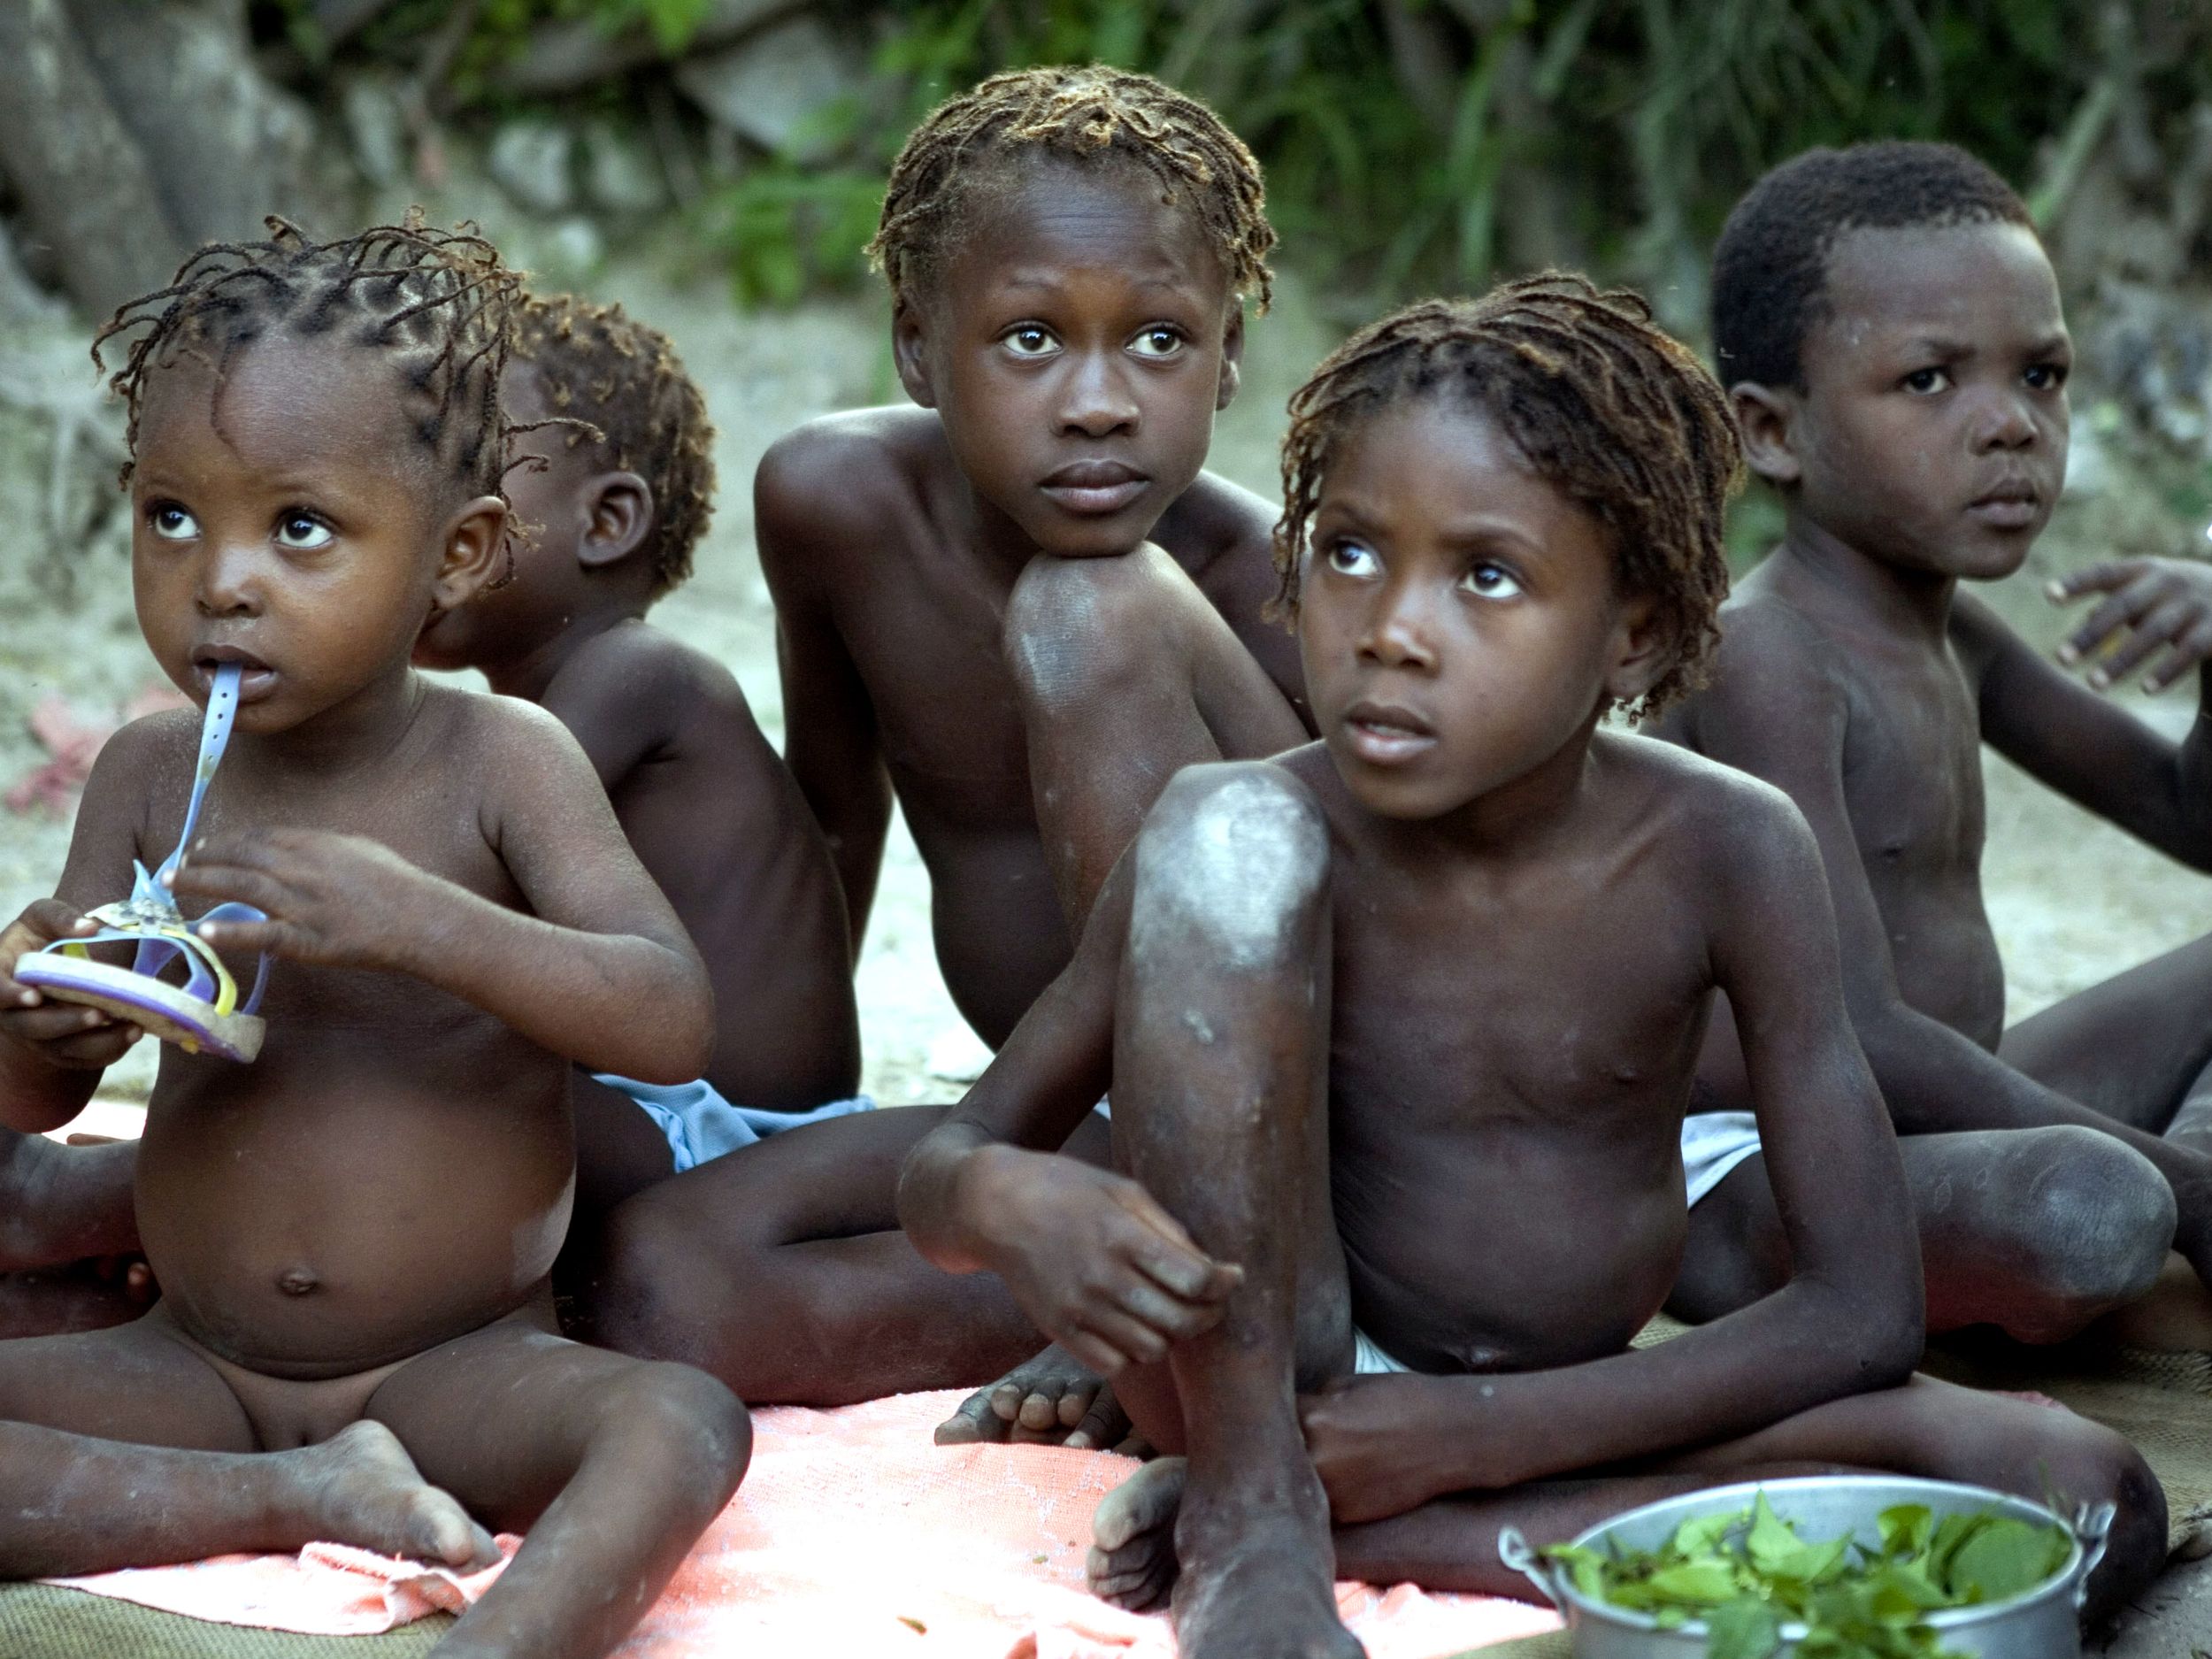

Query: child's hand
left=0, top=900, right=141, bottom=1069
left=168, top=828, right=433, bottom=972
left=2048, top=558, right=2212, bottom=692
left=964, top=1148, right=1243, bottom=1378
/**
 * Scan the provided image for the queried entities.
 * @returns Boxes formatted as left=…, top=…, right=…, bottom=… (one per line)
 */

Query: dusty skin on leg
left=1003, top=545, right=1307, bottom=931
left=1079, top=765, right=1357, bottom=1659
left=1672, top=1125, right=2177, bottom=1342
left=0, top=1129, right=145, bottom=1337
left=0, top=1310, right=494, bottom=1577
left=366, top=1317, right=749, bottom=1659
left=1325, top=1375, right=2164, bottom=1628
left=570, top=1106, right=1047, bottom=1405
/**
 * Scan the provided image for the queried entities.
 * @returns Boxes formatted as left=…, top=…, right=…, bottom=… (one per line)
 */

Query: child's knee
left=2009, top=1125, right=2174, bottom=1314
left=2037, top=1416, right=2167, bottom=1623
left=1131, top=764, right=1327, bottom=969
left=1003, top=552, right=1174, bottom=714
left=606, top=1361, right=753, bottom=1502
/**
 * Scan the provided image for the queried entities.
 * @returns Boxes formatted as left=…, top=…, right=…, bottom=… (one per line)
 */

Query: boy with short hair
left=1656, top=141, right=2212, bottom=1343
left=0, top=219, right=748, bottom=1659
left=415, top=292, right=865, bottom=1211
left=897, top=276, right=2162, bottom=1659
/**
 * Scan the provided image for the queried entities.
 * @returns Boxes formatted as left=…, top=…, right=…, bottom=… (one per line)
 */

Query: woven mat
left=0, top=1583, right=450, bottom=1656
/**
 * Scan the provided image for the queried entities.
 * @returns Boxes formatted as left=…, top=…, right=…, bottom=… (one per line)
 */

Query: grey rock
left=493, top=0, right=793, bottom=98
left=674, top=16, right=862, bottom=162
left=488, top=119, right=576, bottom=216
left=342, top=73, right=410, bottom=188
left=582, top=120, right=667, bottom=217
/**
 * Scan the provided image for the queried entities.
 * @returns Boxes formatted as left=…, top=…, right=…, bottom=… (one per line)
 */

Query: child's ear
left=430, top=495, right=510, bottom=611
left=892, top=296, right=939, bottom=410
left=578, top=472, right=654, bottom=570
left=1216, top=308, right=1245, bottom=411
left=1604, top=593, right=1672, bottom=707
left=1732, top=383, right=1801, bottom=488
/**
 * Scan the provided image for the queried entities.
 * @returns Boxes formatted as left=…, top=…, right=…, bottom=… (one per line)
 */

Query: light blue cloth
left=1681, top=1110, right=1763, bottom=1207
left=590, top=1074, right=875, bottom=1173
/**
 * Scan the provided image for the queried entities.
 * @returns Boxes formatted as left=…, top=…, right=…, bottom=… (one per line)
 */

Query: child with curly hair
left=0, top=219, right=747, bottom=1659
left=416, top=292, right=864, bottom=1210
left=897, top=275, right=2163, bottom=1659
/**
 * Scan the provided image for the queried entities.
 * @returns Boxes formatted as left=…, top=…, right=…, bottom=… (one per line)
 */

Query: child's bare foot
left=937, top=1343, right=1144, bottom=1451
left=285, top=1421, right=497, bottom=1569
left=0, top=1133, right=139, bottom=1269
left=1088, top=1455, right=1186, bottom=1609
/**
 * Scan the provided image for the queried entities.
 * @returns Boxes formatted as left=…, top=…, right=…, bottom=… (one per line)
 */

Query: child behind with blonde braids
left=0, top=219, right=746, bottom=1659
left=896, top=275, right=2165, bottom=1659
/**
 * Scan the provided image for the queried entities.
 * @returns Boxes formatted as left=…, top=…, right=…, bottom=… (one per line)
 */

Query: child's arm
left=756, top=430, right=894, bottom=953
left=1687, top=610, right=2212, bottom=1274
left=1963, top=571, right=2212, bottom=864
left=0, top=722, right=170, bottom=1132
left=899, top=856, right=1242, bottom=1376
left=1302, top=781, right=1922, bottom=1522
left=173, top=701, right=711, bottom=1085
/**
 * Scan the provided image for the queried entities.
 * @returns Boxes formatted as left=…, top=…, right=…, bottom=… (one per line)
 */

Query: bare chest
left=1839, top=648, right=1986, bottom=885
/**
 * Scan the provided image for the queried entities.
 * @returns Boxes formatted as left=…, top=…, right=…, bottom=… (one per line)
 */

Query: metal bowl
left=1498, top=1475, right=2111, bottom=1659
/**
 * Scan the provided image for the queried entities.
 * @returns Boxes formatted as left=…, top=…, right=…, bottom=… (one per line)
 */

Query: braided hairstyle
left=513, top=294, right=716, bottom=598
left=93, top=213, right=521, bottom=515
left=1273, top=273, right=1742, bottom=720
left=869, top=65, right=1274, bottom=312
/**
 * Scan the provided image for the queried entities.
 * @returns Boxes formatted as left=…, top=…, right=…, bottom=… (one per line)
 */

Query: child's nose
left=1970, top=387, right=2039, bottom=450
left=1058, top=351, right=1140, bottom=438
left=195, top=541, right=264, bottom=615
left=1359, top=583, right=1438, bottom=669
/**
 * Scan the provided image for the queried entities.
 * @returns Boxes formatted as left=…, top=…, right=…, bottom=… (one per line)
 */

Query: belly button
left=276, top=1268, right=319, bottom=1297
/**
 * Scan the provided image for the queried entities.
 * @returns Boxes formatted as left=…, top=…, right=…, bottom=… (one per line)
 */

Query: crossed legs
left=0, top=1300, right=748, bottom=1659
left=1674, top=932, right=2212, bottom=1340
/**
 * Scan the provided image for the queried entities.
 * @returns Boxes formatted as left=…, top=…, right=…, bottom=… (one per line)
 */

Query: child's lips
left=1040, top=462, right=1149, bottom=516
left=1966, top=488, right=2040, bottom=530
left=192, top=651, right=278, bottom=702
left=1341, top=705, right=1437, bottom=765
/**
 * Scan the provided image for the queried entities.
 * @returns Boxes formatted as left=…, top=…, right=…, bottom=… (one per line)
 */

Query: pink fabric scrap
left=7, top=683, right=191, bottom=816
left=44, top=1534, right=519, bottom=1635
left=37, top=1390, right=1563, bottom=1658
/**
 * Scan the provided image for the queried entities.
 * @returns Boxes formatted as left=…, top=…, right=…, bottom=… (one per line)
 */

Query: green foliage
left=317, top=0, right=2206, bottom=319
left=1546, top=1493, right=2073, bottom=1659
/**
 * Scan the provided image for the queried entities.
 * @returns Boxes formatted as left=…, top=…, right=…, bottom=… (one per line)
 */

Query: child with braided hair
left=0, top=219, right=748, bottom=1659
left=897, top=275, right=2164, bottom=1659
left=762, top=64, right=1308, bottom=1048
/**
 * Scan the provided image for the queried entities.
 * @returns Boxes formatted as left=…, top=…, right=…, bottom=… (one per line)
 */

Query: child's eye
left=1901, top=366, right=1951, bottom=396
left=1002, top=326, right=1059, bottom=359
left=1325, top=538, right=1380, bottom=578
left=1461, top=562, right=1524, bottom=601
left=1129, top=326, right=1185, bottom=360
left=274, top=512, right=334, bottom=551
left=2025, top=361, right=2069, bottom=391
left=148, top=503, right=199, bottom=541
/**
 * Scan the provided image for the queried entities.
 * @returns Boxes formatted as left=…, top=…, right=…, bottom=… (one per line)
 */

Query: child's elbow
left=1832, top=1272, right=1924, bottom=1392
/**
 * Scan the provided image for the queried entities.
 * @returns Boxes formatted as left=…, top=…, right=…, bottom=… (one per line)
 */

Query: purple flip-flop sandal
left=13, top=664, right=271, bottom=1063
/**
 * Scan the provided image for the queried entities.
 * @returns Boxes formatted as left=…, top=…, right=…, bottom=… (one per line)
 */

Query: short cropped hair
left=513, top=294, right=716, bottom=598
left=868, top=65, right=1274, bottom=313
left=1273, top=273, right=1741, bottom=719
left=1711, top=141, right=2032, bottom=389
left=94, top=212, right=518, bottom=506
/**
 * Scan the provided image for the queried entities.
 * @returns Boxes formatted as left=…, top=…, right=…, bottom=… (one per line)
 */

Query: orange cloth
left=43, top=1390, right=1564, bottom=1657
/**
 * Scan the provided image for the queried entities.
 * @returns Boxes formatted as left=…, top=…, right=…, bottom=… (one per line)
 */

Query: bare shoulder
left=557, top=620, right=754, bottom=725
left=1674, top=584, right=1855, bottom=754
left=1154, top=468, right=1278, bottom=568
left=418, top=679, right=588, bottom=776
left=1602, top=729, right=1812, bottom=874
left=1943, top=587, right=2024, bottom=683
left=755, top=405, right=942, bottom=557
